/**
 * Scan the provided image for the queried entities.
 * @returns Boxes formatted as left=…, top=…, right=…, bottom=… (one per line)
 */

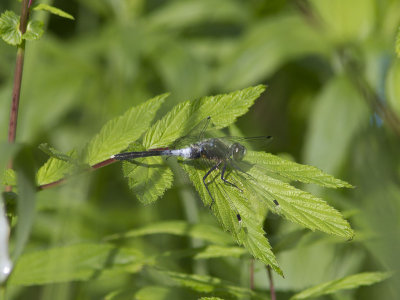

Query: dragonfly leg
left=203, top=162, right=220, bottom=208
left=221, top=163, right=243, bottom=192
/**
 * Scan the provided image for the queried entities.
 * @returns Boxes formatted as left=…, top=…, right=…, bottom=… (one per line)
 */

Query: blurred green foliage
left=1, top=0, right=400, bottom=299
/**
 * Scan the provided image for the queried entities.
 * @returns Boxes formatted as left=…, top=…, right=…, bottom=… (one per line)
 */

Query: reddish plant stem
left=38, top=178, right=66, bottom=190
left=267, top=266, right=276, bottom=300
left=38, top=158, right=117, bottom=190
left=249, top=259, right=254, bottom=290
left=8, top=47, right=25, bottom=147
left=19, top=0, right=31, bottom=33
left=8, top=0, right=31, bottom=144
left=5, top=0, right=31, bottom=192
left=91, top=158, right=116, bottom=169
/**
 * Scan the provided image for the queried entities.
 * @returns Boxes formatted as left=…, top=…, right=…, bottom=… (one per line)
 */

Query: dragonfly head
left=230, top=143, right=246, bottom=161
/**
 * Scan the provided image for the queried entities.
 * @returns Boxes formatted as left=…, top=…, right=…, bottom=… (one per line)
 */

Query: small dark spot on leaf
left=236, top=214, right=241, bottom=222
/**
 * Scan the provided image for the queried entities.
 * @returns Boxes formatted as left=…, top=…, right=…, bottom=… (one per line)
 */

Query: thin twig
left=38, top=158, right=117, bottom=190
left=250, top=258, right=254, bottom=290
left=267, top=266, right=276, bottom=300
left=8, top=48, right=25, bottom=146
left=5, top=0, right=32, bottom=192
left=8, top=0, right=31, bottom=145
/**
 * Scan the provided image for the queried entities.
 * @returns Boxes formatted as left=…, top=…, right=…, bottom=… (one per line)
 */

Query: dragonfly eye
left=231, top=143, right=246, bottom=161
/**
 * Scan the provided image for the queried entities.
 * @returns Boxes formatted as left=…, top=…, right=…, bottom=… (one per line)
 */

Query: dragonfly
left=111, top=117, right=272, bottom=222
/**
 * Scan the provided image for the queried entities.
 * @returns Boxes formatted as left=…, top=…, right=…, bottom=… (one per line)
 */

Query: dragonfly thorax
left=189, top=138, right=247, bottom=162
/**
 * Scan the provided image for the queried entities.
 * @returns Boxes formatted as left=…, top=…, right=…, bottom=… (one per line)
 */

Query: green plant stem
left=249, top=259, right=254, bottom=290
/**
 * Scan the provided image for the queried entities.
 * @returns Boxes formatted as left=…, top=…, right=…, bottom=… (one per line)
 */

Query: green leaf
left=125, top=86, right=265, bottom=204
left=143, top=85, right=266, bottom=149
left=248, top=152, right=353, bottom=188
left=179, top=147, right=353, bottom=274
left=310, top=0, right=374, bottom=43
left=22, top=20, right=43, bottom=41
left=39, top=143, right=74, bottom=163
left=36, top=145, right=87, bottom=186
left=113, top=85, right=353, bottom=275
left=161, top=270, right=260, bottom=298
left=134, top=286, right=173, bottom=300
left=243, top=152, right=354, bottom=239
left=291, top=272, right=392, bottom=299
left=303, top=76, right=369, bottom=174
left=155, top=245, right=247, bottom=263
left=122, top=154, right=173, bottom=204
left=182, top=161, right=283, bottom=275
left=217, top=15, right=329, bottom=90
left=36, top=150, right=77, bottom=186
left=133, top=286, right=196, bottom=300
left=105, top=220, right=233, bottom=246
left=84, top=94, right=168, bottom=165
left=193, top=245, right=246, bottom=259
left=2, top=168, right=16, bottom=186
left=32, top=4, right=75, bottom=20
left=8, top=243, right=147, bottom=286
left=0, top=142, right=20, bottom=194
left=12, top=147, right=37, bottom=261
left=0, top=10, right=22, bottom=46
left=155, top=245, right=246, bottom=262
left=147, top=0, right=246, bottom=30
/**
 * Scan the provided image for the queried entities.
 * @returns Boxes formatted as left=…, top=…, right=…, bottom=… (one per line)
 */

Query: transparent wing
left=172, top=135, right=272, bottom=151
left=171, top=116, right=219, bottom=148
left=217, top=136, right=273, bottom=151
left=169, top=116, right=272, bottom=151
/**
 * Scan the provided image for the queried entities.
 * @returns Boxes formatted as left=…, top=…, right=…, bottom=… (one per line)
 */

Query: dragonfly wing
left=222, top=136, right=272, bottom=150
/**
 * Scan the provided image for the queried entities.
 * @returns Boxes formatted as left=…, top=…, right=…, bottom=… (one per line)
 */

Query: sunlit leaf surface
left=0, top=10, right=21, bottom=45
left=85, top=94, right=168, bottom=165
